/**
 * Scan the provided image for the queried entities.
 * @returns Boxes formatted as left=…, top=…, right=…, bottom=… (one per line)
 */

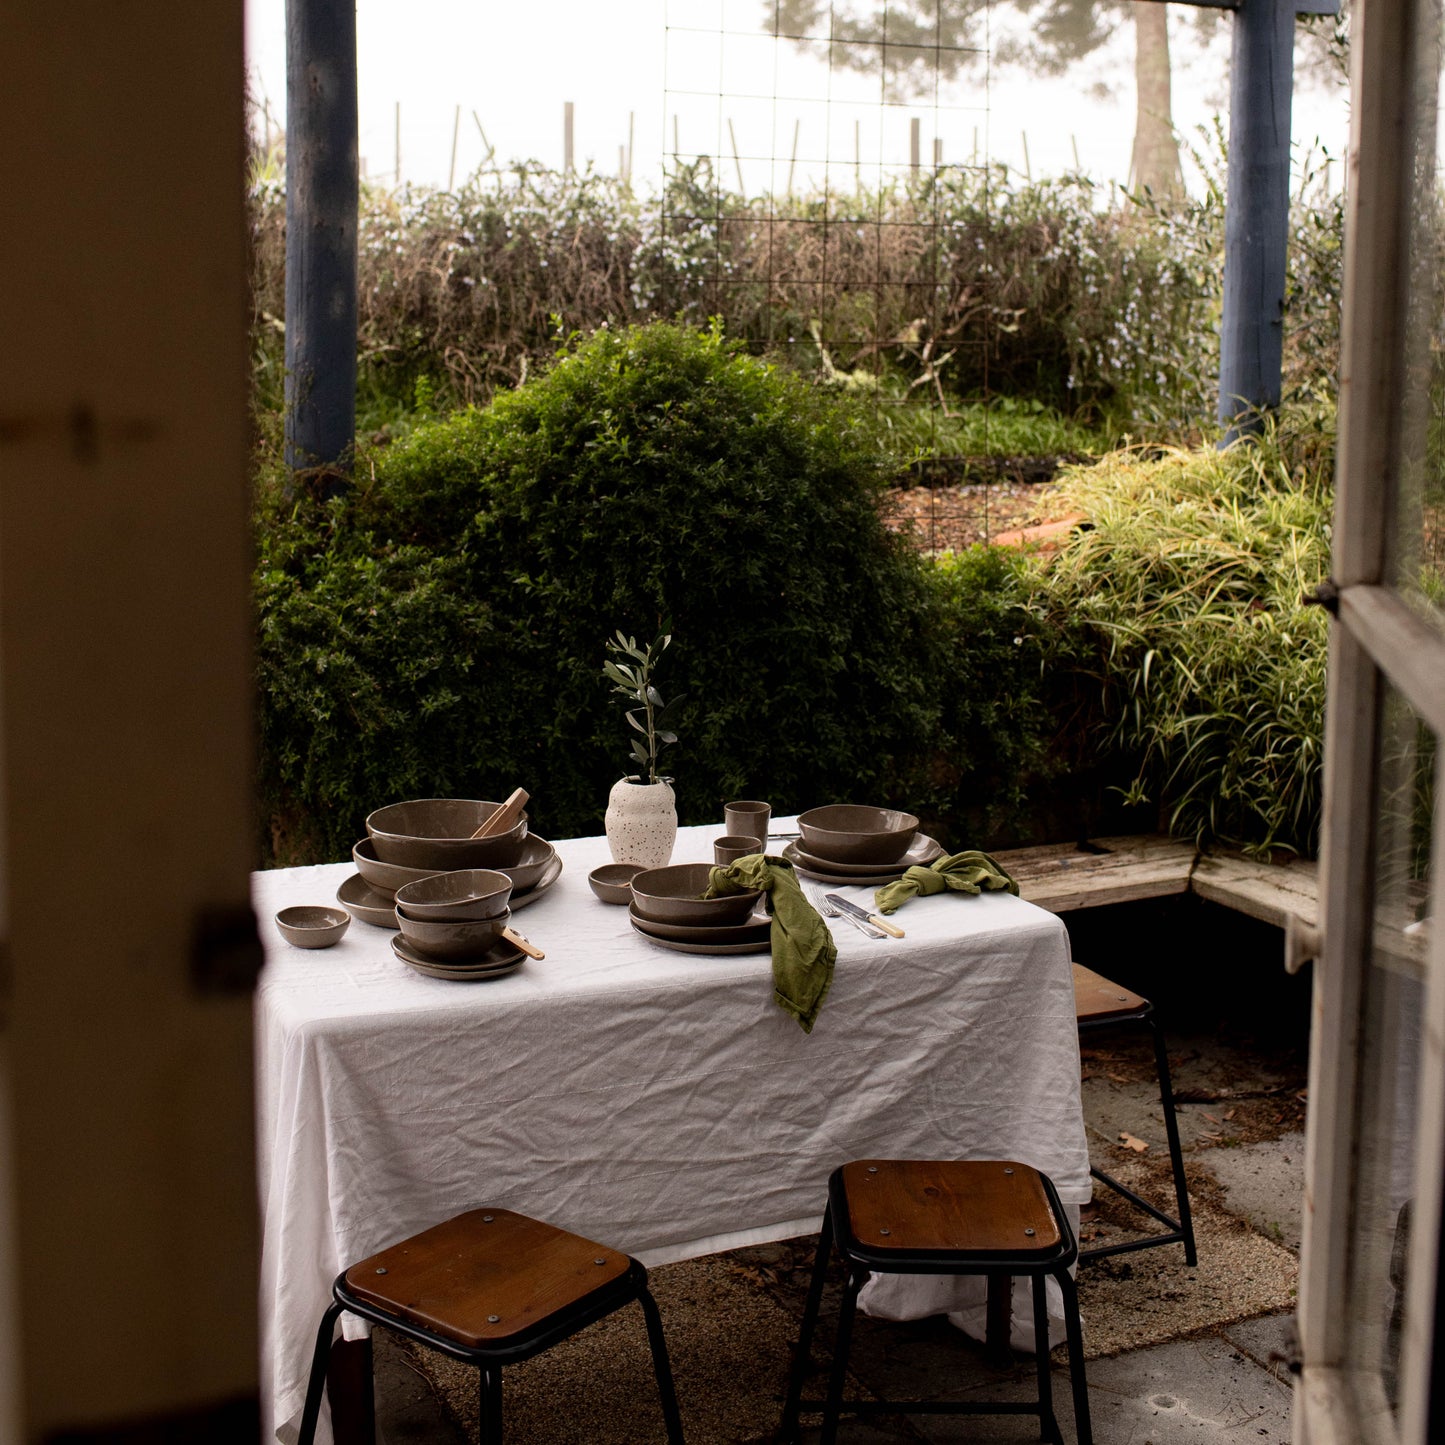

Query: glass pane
left=1344, top=682, right=1437, bottom=1430
left=1391, top=14, right=1445, bottom=613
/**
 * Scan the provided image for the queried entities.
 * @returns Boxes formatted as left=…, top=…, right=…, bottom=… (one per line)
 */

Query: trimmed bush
left=255, top=322, right=1055, bottom=864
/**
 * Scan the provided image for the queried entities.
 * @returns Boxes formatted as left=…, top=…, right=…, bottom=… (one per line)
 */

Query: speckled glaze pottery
left=604, top=777, right=677, bottom=869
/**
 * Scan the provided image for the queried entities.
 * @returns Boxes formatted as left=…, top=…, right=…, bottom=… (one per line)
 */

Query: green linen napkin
left=705, top=855, right=837, bottom=1034
left=873, top=849, right=1020, bottom=915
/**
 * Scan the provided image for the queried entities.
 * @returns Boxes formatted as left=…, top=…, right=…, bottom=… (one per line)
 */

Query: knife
left=825, top=893, right=904, bottom=938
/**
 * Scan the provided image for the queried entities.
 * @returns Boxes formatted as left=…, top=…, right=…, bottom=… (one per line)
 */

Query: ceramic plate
left=785, top=854, right=918, bottom=888
left=336, top=872, right=401, bottom=928
left=628, top=920, right=770, bottom=956
left=508, top=855, right=563, bottom=910
left=628, top=905, right=770, bottom=945
left=390, top=934, right=526, bottom=980
left=785, top=833, right=943, bottom=878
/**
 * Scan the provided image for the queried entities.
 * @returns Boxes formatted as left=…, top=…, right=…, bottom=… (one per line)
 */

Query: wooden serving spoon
left=471, top=787, right=529, bottom=839
left=501, top=926, right=544, bottom=960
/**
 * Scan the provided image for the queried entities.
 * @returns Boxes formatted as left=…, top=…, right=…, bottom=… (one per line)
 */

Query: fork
left=804, top=880, right=885, bottom=939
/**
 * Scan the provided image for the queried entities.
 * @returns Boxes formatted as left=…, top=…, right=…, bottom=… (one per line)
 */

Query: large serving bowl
left=394, top=904, right=512, bottom=961
left=630, top=863, right=762, bottom=927
left=394, top=869, right=512, bottom=922
left=797, top=805, right=920, bottom=865
left=366, top=798, right=529, bottom=870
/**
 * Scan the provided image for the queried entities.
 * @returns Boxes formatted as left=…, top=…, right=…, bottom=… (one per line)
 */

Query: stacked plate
left=628, top=863, right=770, bottom=955
left=391, top=869, right=527, bottom=982
left=335, top=798, right=563, bottom=929
left=783, top=804, right=944, bottom=887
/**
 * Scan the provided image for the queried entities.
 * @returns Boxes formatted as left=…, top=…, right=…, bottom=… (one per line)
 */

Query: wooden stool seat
left=839, top=1160, right=1063, bottom=1257
left=342, top=1208, right=631, bottom=1350
left=780, top=1161, right=1092, bottom=1445
left=1072, top=962, right=1148, bottom=1023
left=296, top=1208, right=685, bottom=1444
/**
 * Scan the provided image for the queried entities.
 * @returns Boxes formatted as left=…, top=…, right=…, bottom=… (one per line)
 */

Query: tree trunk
left=1130, top=2, right=1182, bottom=197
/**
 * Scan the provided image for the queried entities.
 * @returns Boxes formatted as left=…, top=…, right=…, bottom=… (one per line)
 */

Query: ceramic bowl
left=394, top=904, right=512, bottom=961
left=275, top=905, right=351, bottom=948
left=630, top=863, right=762, bottom=927
left=588, top=862, right=645, bottom=905
left=494, top=835, right=558, bottom=894
left=394, top=868, right=513, bottom=921
left=352, top=837, right=441, bottom=896
left=797, top=805, right=920, bottom=865
left=366, top=798, right=529, bottom=870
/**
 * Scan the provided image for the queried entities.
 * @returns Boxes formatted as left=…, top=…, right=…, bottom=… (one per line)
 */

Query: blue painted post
left=284, top=0, right=358, bottom=489
left=1218, top=0, right=1295, bottom=438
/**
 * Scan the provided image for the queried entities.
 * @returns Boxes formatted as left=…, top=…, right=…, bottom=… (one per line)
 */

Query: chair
left=778, top=1159, right=1092, bottom=1445
left=295, top=1207, right=686, bottom=1444
left=1073, top=963, right=1197, bottom=1266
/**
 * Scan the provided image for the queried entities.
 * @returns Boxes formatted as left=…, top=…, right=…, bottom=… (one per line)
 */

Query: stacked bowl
left=782, top=804, right=943, bottom=886
left=335, top=797, right=562, bottom=933
left=390, top=868, right=525, bottom=980
left=628, top=863, right=769, bottom=955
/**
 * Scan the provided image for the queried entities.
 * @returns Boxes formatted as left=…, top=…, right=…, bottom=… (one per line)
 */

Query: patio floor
left=370, top=999, right=1309, bottom=1443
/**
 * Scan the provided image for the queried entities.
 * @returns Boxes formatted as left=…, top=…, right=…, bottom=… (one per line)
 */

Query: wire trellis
left=660, top=0, right=1009, bottom=552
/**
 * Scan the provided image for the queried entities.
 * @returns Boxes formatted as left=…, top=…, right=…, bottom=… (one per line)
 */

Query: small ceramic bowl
left=366, top=799, right=529, bottom=871
left=275, top=905, right=351, bottom=949
left=630, top=863, right=762, bottom=927
left=797, top=805, right=920, bottom=865
left=394, top=904, right=512, bottom=961
left=394, top=869, right=513, bottom=921
left=588, top=862, right=645, bottom=905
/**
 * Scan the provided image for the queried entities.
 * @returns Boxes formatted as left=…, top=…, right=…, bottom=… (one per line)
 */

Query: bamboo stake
left=910, top=117, right=920, bottom=174
left=787, top=117, right=799, bottom=196
left=471, top=111, right=495, bottom=167
left=1021, top=131, right=1032, bottom=183
left=448, top=104, right=460, bottom=190
left=727, top=118, right=745, bottom=194
left=564, top=100, right=574, bottom=174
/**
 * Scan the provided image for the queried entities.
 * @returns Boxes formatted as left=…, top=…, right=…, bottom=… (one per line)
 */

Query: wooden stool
left=1074, top=963, right=1198, bottom=1265
left=778, top=1160, right=1091, bottom=1445
left=295, top=1208, right=685, bottom=1444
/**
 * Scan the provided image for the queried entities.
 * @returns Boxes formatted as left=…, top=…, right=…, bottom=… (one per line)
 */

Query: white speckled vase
left=605, top=777, right=677, bottom=868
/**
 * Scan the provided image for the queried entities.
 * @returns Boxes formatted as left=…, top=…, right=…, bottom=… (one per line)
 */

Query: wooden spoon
left=470, top=787, right=529, bottom=839
left=501, top=926, right=544, bottom=960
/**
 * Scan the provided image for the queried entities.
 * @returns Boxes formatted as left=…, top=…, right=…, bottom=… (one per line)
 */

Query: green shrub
left=1035, top=412, right=1334, bottom=855
left=255, top=322, right=1057, bottom=864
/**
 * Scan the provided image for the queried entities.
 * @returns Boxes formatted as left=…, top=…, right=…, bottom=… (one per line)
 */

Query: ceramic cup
left=714, top=834, right=760, bottom=865
left=724, top=800, right=771, bottom=843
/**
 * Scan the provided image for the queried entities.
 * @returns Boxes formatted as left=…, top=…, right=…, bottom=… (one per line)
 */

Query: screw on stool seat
left=295, top=1208, right=685, bottom=1444
left=1073, top=962, right=1197, bottom=1265
left=778, top=1159, right=1091, bottom=1445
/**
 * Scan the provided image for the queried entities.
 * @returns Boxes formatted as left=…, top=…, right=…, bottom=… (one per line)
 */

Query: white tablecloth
left=255, top=821, right=1088, bottom=1442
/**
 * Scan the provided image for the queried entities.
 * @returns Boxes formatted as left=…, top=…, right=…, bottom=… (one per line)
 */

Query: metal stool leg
left=636, top=1285, right=686, bottom=1444
left=819, top=1268, right=862, bottom=1445
left=478, top=1365, right=502, bottom=1445
left=296, top=1300, right=346, bottom=1445
left=1151, top=1011, right=1198, bottom=1266
left=779, top=1206, right=834, bottom=1442
left=1031, top=1273, right=1062, bottom=1445
left=1056, top=1268, right=1092, bottom=1445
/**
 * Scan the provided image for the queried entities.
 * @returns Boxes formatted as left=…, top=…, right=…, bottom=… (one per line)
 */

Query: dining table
left=254, top=818, right=1090, bottom=1443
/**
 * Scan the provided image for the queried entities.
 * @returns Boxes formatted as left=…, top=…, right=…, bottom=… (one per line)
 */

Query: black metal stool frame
left=295, top=1256, right=685, bottom=1445
left=1079, top=997, right=1197, bottom=1266
left=779, top=1167, right=1092, bottom=1445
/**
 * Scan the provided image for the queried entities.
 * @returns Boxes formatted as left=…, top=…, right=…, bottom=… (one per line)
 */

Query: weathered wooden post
left=284, top=0, right=358, bottom=489
left=1218, top=0, right=1297, bottom=436
left=1143, top=0, right=1337, bottom=438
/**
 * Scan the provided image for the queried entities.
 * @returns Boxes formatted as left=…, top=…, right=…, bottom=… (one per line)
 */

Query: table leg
left=328, top=1335, right=376, bottom=1445
left=985, top=1272, right=1013, bottom=1367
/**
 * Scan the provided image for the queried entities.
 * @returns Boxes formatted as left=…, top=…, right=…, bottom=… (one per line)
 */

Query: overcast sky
left=245, top=2, right=1350, bottom=195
